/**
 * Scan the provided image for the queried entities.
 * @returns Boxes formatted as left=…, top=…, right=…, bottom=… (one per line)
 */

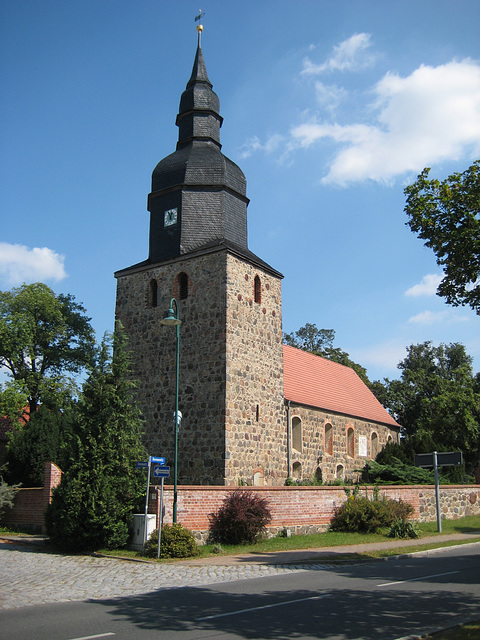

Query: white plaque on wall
left=358, top=436, right=368, bottom=457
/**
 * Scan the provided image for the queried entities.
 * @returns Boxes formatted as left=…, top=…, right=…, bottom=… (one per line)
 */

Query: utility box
left=130, top=514, right=156, bottom=551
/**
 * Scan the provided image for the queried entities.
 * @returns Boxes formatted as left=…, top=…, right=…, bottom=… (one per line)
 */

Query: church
left=114, top=28, right=399, bottom=487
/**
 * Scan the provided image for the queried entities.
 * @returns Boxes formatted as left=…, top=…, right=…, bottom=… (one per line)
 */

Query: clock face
left=164, top=207, right=178, bottom=227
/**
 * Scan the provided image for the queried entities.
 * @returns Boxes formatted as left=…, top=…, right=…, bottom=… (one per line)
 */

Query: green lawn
left=422, top=619, right=480, bottom=639
left=93, top=514, right=480, bottom=561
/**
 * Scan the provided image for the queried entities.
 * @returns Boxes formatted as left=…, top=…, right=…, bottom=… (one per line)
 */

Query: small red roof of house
left=283, top=344, right=399, bottom=428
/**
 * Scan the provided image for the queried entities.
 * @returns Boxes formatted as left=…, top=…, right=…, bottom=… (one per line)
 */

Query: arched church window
left=371, top=432, right=379, bottom=459
left=292, top=417, right=302, bottom=452
left=178, top=272, right=188, bottom=300
left=325, top=423, right=333, bottom=456
left=254, top=275, right=261, bottom=304
left=336, top=464, right=344, bottom=481
left=149, top=279, right=158, bottom=308
left=292, top=461, right=301, bottom=480
left=253, top=469, right=264, bottom=486
left=347, top=426, right=355, bottom=458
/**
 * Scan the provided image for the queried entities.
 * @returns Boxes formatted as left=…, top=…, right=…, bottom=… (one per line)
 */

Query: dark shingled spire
left=147, top=38, right=250, bottom=263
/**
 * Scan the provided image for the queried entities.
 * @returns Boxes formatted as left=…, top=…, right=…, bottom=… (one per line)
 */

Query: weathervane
left=195, top=9, right=205, bottom=45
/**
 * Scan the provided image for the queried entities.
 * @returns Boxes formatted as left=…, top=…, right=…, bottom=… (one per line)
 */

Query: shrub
left=0, top=468, right=19, bottom=519
left=329, top=492, right=414, bottom=534
left=144, top=523, right=199, bottom=559
left=209, top=490, right=272, bottom=544
left=388, top=519, right=419, bottom=539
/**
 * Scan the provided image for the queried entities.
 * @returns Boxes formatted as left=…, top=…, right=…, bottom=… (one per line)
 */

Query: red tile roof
left=283, top=345, right=399, bottom=428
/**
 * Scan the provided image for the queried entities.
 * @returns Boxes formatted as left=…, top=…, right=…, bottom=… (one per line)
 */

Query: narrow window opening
left=325, top=423, right=333, bottom=456
left=347, top=427, right=355, bottom=458
left=256, top=404, right=260, bottom=422
left=178, top=272, right=188, bottom=300
left=292, top=417, right=302, bottom=452
left=254, top=275, right=261, bottom=304
left=371, top=432, right=379, bottom=459
left=292, top=461, right=301, bottom=479
left=336, top=464, right=344, bottom=481
left=149, top=279, right=158, bottom=308
left=253, top=469, right=264, bottom=486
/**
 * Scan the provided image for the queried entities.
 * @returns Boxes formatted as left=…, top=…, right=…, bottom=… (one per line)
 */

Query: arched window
left=292, top=417, right=302, bottom=452
left=292, top=461, right=301, bottom=479
left=325, top=423, right=333, bottom=456
left=253, top=469, right=264, bottom=486
left=347, top=426, right=355, bottom=458
left=254, top=275, right=261, bottom=304
left=371, top=432, right=379, bottom=459
left=336, top=464, right=344, bottom=481
left=149, top=279, right=158, bottom=308
left=178, top=272, right=188, bottom=300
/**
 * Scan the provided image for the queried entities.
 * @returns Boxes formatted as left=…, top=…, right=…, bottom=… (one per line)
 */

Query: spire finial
left=194, top=10, right=205, bottom=46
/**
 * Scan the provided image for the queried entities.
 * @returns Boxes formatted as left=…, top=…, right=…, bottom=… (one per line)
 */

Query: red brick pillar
left=41, top=462, right=62, bottom=531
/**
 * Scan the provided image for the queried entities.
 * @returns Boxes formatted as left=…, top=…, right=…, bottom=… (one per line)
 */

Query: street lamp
left=160, top=298, right=182, bottom=523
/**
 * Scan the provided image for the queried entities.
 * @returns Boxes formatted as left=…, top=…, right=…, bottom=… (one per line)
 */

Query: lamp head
left=160, top=305, right=182, bottom=326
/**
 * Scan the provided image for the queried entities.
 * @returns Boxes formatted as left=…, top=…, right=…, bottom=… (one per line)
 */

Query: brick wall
left=149, top=483, right=480, bottom=542
left=1, top=462, right=62, bottom=532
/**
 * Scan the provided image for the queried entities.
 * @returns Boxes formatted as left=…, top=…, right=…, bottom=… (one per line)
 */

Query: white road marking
left=67, top=633, right=115, bottom=640
left=196, top=593, right=331, bottom=621
left=377, top=570, right=459, bottom=587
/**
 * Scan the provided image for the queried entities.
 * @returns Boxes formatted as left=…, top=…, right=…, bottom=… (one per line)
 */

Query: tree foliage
left=0, top=283, right=96, bottom=414
left=379, top=341, right=480, bottom=473
left=283, top=323, right=371, bottom=386
left=0, top=465, right=20, bottom=519
left=45, top=326, right=146, bottom=551
left=404, top=160, right=480, bottom=314
left=4, top=404, right=74, bottom=487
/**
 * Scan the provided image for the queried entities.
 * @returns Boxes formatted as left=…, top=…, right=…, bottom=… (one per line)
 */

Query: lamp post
left=160, top=298, right=182, bottom=523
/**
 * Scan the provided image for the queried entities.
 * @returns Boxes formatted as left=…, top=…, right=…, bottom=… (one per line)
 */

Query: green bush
left=0, top=467, right=19, bottom=519
left=387, top=518, right=419, bottom=539
left=208, top=489, right=272, bottom=544
left=144, top=523, right=199, bottom=559
left=329, top=493, right=414, bottom=533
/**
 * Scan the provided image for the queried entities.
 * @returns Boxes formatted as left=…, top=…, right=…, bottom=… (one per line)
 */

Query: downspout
left=286, top=400, right=291, bottom=480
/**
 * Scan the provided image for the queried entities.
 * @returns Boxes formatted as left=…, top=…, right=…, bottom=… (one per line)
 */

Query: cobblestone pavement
left=2, top=535, right=479, bottom=611
left=0, top=540, right=318, bottom=610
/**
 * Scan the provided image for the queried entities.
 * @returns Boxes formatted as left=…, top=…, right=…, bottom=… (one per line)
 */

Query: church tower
left=115, top=29, right=285, bottom=486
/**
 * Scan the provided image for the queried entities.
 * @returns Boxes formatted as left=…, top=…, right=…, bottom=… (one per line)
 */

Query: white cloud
left=0, top=243, right=67, bottom=286
left=293, top=59, right=480, bottom=185
left=239, top=133, right=284, bottom=159
left=405, top=274, right=443, bottom=297
left=407, top=310, right=469, bottom=325
left=351, top=342, right=407, bottom=375
left=313, top=81, right=348, bottom=112
left=301, top=33, right=375, bottom=75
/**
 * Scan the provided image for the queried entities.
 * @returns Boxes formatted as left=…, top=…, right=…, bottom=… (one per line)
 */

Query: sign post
left=154, top=465, right=170, bottom=559
left=415, top=451, right=463, bottom=533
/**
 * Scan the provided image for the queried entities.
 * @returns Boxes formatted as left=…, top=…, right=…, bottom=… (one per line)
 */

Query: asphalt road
left=1, top=544, right=479, bottom=640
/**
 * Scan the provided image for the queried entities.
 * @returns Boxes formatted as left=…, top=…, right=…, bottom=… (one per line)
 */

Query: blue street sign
left=150, top=456, right=166, bottom=464
left=136, top=461, right=148, bottom=469
left=153, top=465, right=170, bottom=478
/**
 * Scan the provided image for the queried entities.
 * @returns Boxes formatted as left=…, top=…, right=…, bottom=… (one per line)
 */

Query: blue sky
left=1, top=0, right=479, bottom=382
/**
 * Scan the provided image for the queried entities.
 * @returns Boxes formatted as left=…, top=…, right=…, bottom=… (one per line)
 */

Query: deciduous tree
left=0, top=283, right=96, bottom=414
left=404, top=160, right=480, bottom=314
left=381, top=341, right=480, bottom=473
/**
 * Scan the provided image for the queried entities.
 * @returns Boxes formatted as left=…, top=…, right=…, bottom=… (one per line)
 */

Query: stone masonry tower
left=115, top=31, right=285, bottom=486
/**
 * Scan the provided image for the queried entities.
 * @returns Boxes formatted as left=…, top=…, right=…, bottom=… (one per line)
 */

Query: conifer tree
left=45, top=324, right=146, bottom=551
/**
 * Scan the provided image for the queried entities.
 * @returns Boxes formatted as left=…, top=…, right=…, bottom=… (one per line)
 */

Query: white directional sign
left=153, top=465, right=170, bottom=478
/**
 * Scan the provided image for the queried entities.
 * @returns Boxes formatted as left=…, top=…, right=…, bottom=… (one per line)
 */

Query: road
left=0, top=543, right=479, bottom=639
